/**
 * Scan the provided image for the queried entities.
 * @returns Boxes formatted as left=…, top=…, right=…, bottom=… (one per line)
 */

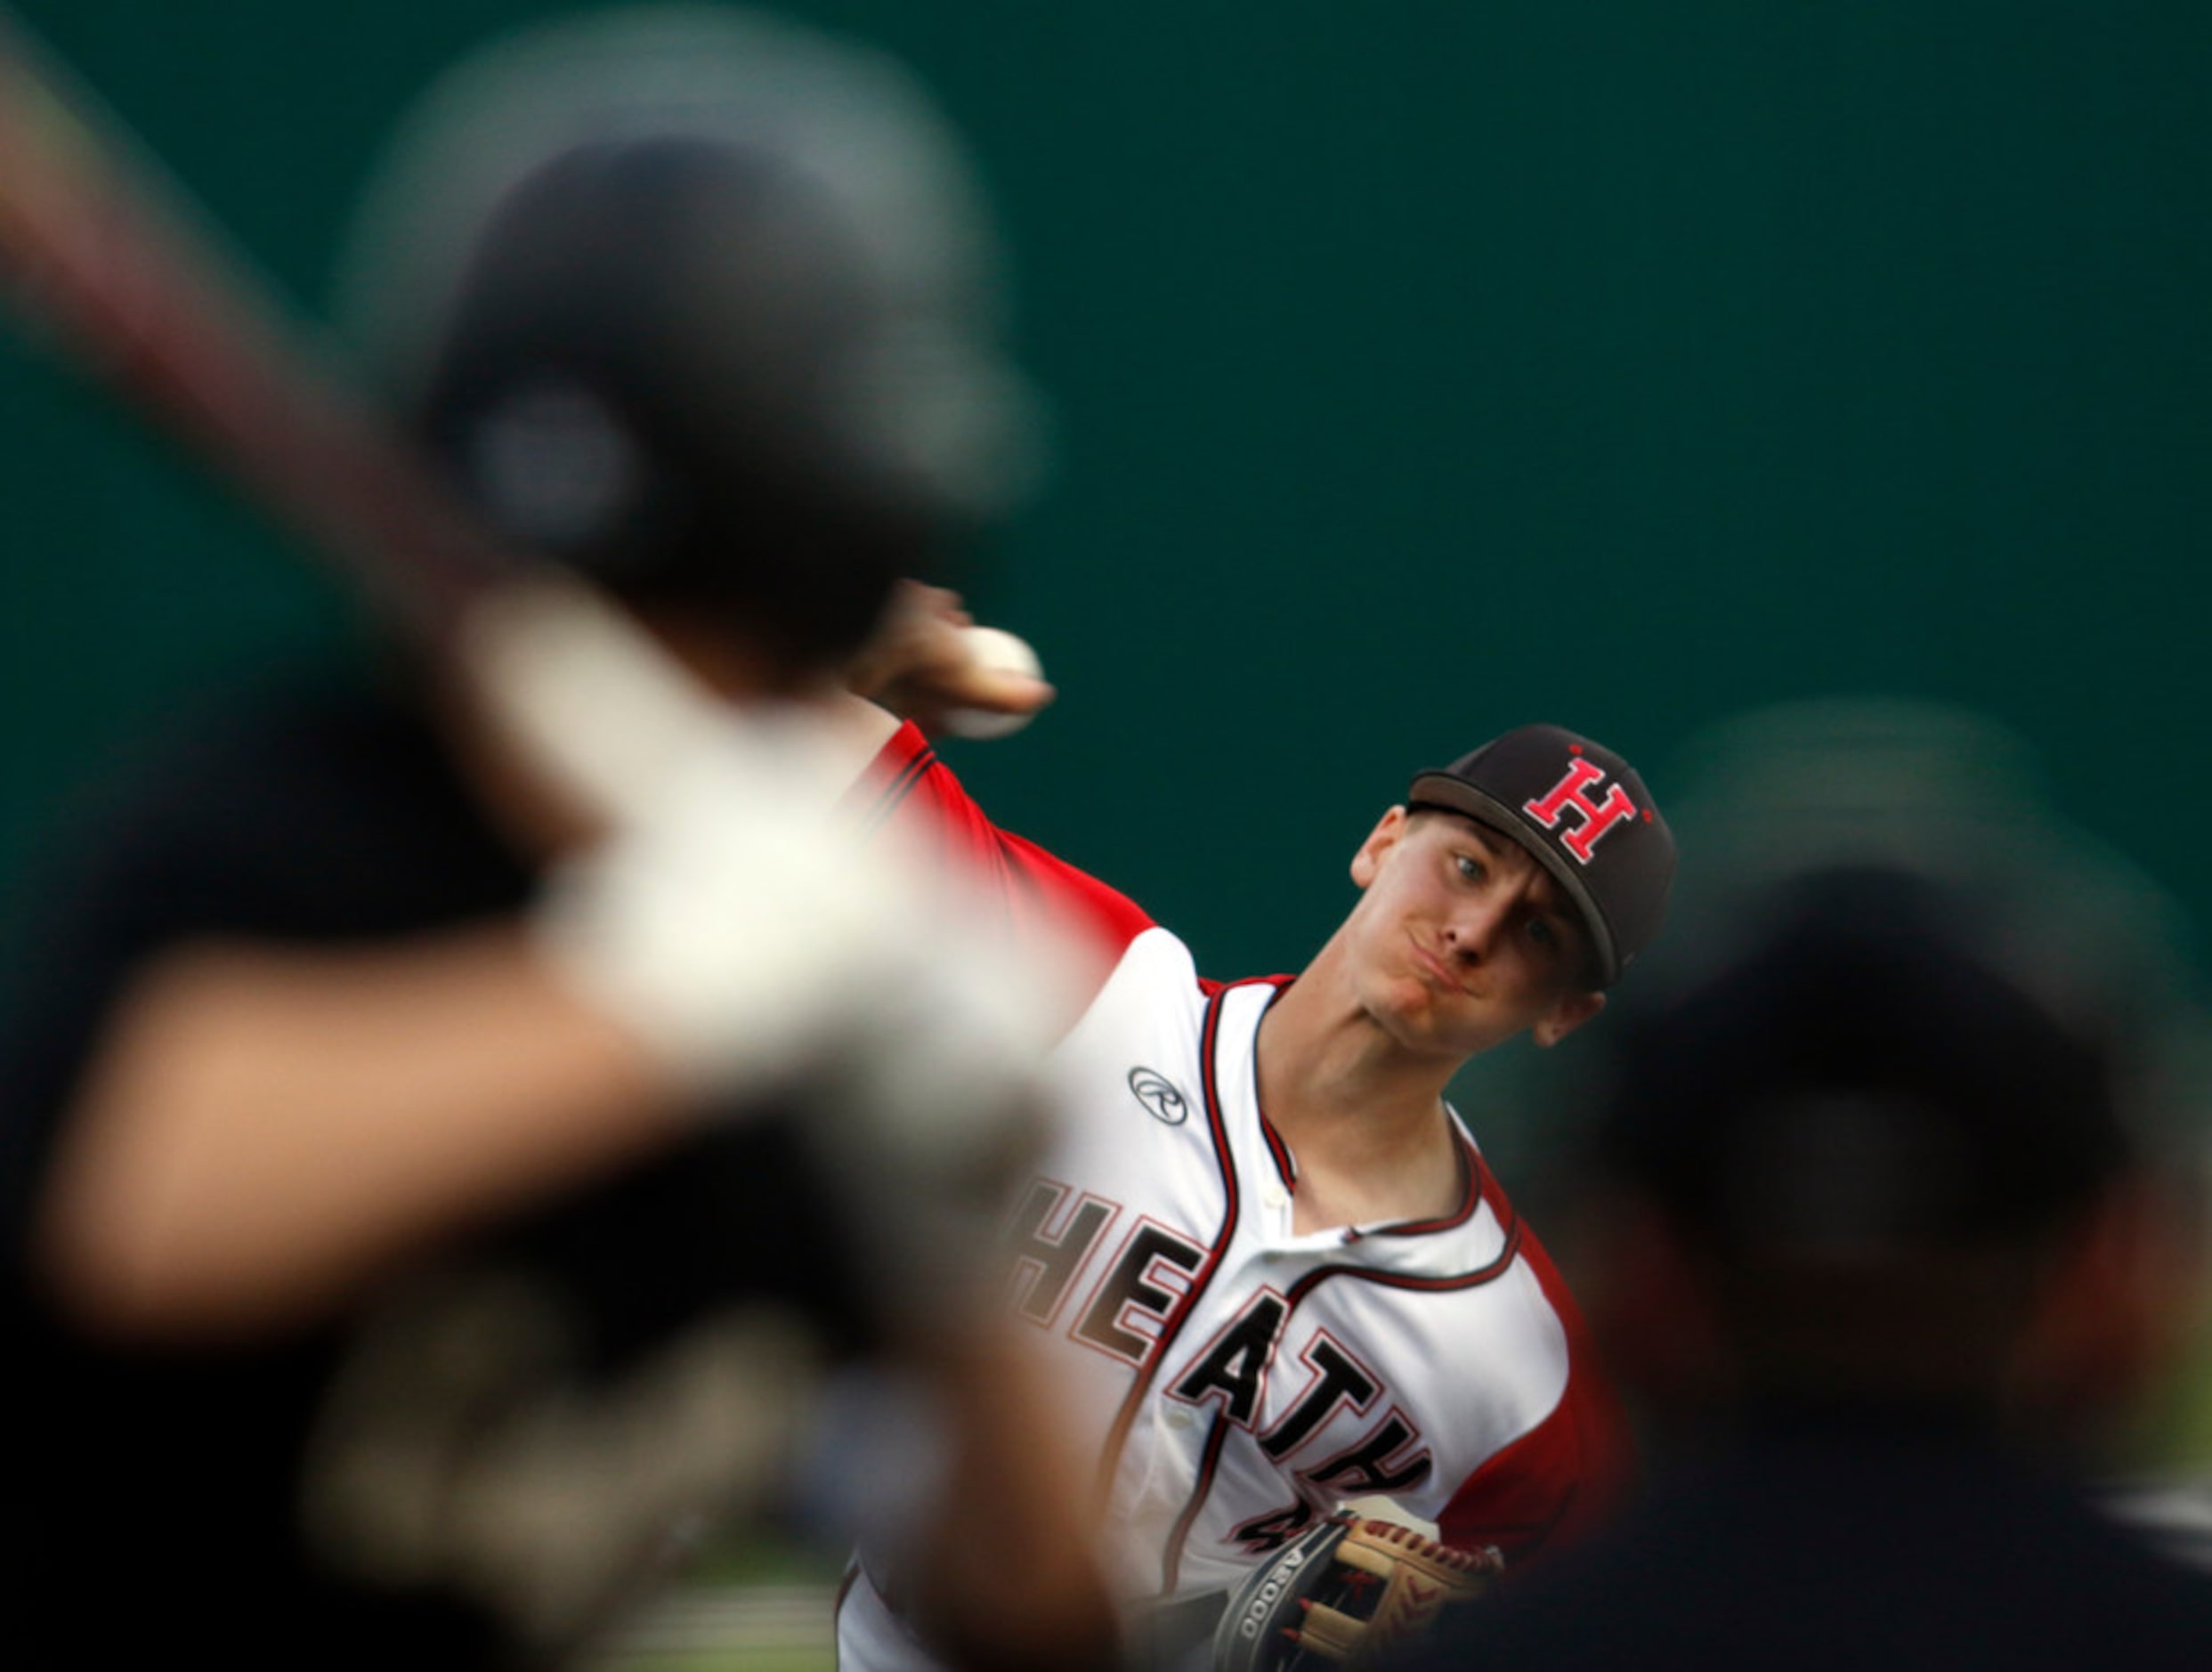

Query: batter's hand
left=847, top=582, right=1055, bottom=735
left=526, top=659, right=1083, bottom=1288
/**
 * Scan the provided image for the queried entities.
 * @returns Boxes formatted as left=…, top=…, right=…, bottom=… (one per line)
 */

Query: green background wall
left=4, top=4, right=2208, bottom=1051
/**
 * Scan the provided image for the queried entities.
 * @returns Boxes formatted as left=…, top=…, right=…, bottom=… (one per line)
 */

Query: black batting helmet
left=337, top=5, right=1042, bottom=668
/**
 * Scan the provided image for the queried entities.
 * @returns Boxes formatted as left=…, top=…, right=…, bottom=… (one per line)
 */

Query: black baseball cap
left=1408, top=723, right=1675, bottom=988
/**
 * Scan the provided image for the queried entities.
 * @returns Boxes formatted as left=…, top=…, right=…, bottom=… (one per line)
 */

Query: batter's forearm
left=33, top=929, right=685, bottom=1342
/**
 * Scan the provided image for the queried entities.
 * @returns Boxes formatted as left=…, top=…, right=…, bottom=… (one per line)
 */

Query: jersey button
left=1262, top=1183, right=1289, bottom=1211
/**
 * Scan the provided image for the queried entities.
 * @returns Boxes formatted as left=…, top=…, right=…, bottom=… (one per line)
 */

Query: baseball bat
left=0, top=10, right=513, bottom=642
left=0, top=9, right=770, bottom=821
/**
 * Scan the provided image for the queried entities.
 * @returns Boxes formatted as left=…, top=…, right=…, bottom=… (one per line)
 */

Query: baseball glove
left=1211, top=1512, right=1502, bottom=1671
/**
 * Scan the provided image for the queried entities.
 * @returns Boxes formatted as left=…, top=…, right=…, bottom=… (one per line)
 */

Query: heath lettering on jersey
left=1227, top=1399, right=1433, bottom=1557
left=1004, top=1180, right=1121, bottom=1326
left=1172, top=1290, right=1290, bottom=1425
left=1006, top=1180, right=1206, bottom=1360
left=1076, top=1222, right=1206, bottom=1361
left=1011, top=1193, right=1436, bottom=1558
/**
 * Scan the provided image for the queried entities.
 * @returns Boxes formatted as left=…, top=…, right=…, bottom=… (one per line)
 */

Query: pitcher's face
left=1339, top=807, right=1603, bottom=1060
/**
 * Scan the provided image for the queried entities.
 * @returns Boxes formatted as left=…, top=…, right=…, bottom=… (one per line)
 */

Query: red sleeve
left=844, top=723, right=1155, bottom=993
left=1434, top=1222, right=1637, bottom=1570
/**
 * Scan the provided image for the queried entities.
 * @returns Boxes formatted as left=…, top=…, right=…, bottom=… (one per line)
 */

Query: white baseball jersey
left=836, top=726, right=1631, bottom=1670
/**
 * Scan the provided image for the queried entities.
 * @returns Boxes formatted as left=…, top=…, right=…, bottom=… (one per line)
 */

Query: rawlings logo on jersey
left=1128, top=1066, right=1190, bottom=1124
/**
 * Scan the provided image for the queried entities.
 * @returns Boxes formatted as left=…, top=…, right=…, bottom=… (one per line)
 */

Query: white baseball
left=940, top=624, right=1044, bottom=741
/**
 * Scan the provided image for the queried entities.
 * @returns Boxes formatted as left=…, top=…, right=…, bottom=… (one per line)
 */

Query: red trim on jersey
left=1153, top=981, right=1526, bottom=1590
left=1249, top=978, right=1300, bottom=1191
left=1358, top=1122, right=1487, bottom=1240
left=855, top=738, right=939, bottom=838
left=853, top=724, right=1156, bottom=1008
left=1432, top=1227, right=1636, bottom=1567
left=1280, top=1228, right=1525, bottom=1308
left=1257, top=1118, right=1299, bottom=1190
left=1096, top=985, right=1246, bottom=1497
left=1157, top=978, right=1289, bottom=1596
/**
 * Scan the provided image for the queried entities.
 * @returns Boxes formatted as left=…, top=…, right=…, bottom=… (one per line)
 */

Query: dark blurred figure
left=1389, top=703, right=2212, bottom=1670
left=0, top=8, right=1106, bottom=1669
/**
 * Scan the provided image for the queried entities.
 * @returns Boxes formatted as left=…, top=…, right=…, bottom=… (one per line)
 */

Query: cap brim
left=1406, top=773, right=1620, bottom=987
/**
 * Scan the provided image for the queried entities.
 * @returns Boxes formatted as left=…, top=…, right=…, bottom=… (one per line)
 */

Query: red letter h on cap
left=1524, top=757, right=1637, bottom=864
